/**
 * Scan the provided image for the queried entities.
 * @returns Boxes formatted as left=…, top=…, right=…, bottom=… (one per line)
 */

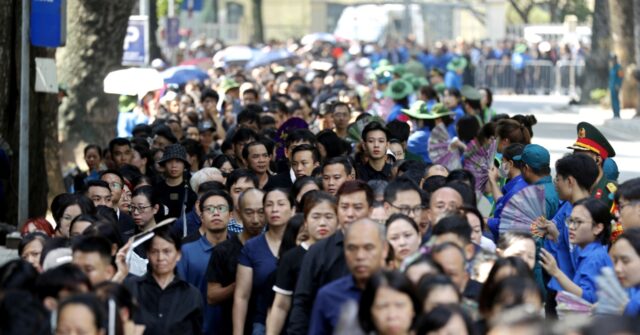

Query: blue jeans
left=252, top=323, right=265, bottom=335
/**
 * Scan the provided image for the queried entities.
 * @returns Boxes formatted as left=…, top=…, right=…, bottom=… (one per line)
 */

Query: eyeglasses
left=565, top=218, right=591, bottom=228
left=129, top=204, right=152, bottom=213
left=618, top=200, right=640, bottom=211
left=109, top=182, right=122, bottom=190
left=389, top=203, right=423, bottom=216
left=203, top=205, right=230, bottom=214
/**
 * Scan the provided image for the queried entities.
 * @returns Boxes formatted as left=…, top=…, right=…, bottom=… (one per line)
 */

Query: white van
left=333, top=4, right=425, bottom=45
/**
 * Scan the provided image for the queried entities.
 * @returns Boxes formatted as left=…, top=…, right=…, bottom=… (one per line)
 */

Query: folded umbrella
left=161, top=65, right=209, bottom=85
left=103, top=68, right=164, bottom=96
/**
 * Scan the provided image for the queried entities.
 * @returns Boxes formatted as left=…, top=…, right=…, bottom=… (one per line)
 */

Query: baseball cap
left=513, top=144, right=550, bottom=169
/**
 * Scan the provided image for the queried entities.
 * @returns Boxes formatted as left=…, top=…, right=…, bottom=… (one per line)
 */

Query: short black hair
left=415, top=304, right=474, bottom=335
left=445, top=181, right=476, bottom=207
left=198, top=181, right=227, bottom=195
left=226, top=168, right=259, bottom=191
left=0, top=259, right=39, bottom=292
left=383, top=177, right=421, bottom=204
left=556, top=153, right=599, bottom=191
left=422, top=175, right=447, bottom=195
left=35, top=263, right=91, bottom=301
left=132, top=124, right=152, bottom=138
left=616, top=177, right=640, bottom=203
left=145, top=225, right=181, bottom=251
left=286, top=128, right=317, bottom=149
left=279, top=214, right=305, bottom=258
left=108, top=138, right=131, bottom=156
left=0, top=290, right=51, bottom=334
left=503, top=143, right=525, bottom=168
left=57, top=294, right=107, bottom=332
left=358, top=271, right=420, bottom=333
left=322, top=156, right=353, bottom=176
left=131, top=185, right=160, bottom=206
left=181, top=138, right=204, bottom=168
left=86, top=180, right=111, bottom=194
left=242, top=140, right=269, bottom=161
left=398, top=160, right=427, bottom=174
left=337, top=180, right=375, bottom=208
left=84, top=144, right=103, bottom=158
left=386, top=120, right=411, bottom=142
left=479, top=256, right=533, bottom=315
left=446, top=169, right=476, bottom=189
left=237, top=105, right=261, bottom=125
left=211, top=154, right=238, bottom=171
left=52, top=194, right=96, bottom=227
left=118, top=164, right=142, bottom=184
left=432, top=213, right=472, bottom=244
left=201, top=88, right=220, bottom=103
left=417, top=274, right=460, bottom=308
left=231, top=128, right=257, bottom=145
left=266, top=100, right=290, bottom=116
left=291, top=177, right=320, bottom=206
left=361, top=121, right=389, bottom=141
left=72, top=235, right=113, bottom=266
left=18, top=232, right=49, bottom=259
left=328, top=101, right=350, bottom=115
left=82, top=221, right=124, bottom=249
left=291, top=143, right=320, bottom=163
left=574, top=197, right=612, bottom=245
left=242, top=88, right=258, bottom=98
left=199, top=189, right=234, bottom=213
left=100, top=169, right=124, bottom=184
left=385, top=213, right=419, bottom=234
left=69, top=214, right=99, bottom=236
left=259, top=115, right=276, bottom=129
left=153, top=125, right=178, bottom=144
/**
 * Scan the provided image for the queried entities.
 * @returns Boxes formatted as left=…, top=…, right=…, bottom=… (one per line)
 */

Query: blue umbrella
left=245, top=49, right=296, bottom=69
left=161, top=65, right=209, bottom=85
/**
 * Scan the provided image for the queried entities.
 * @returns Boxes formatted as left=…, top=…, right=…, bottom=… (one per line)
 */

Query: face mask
left=499, top=162, right=511, bottom=178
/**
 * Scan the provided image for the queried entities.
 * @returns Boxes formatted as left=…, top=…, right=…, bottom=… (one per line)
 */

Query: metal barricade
left=474, top=59, right=585, bottom=96
left=555, top=59, right=585, bottom=97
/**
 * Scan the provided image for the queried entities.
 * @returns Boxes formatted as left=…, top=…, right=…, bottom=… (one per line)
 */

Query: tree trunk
left=580, top=0, right=610, bottom=103
left=149, top=0, right=164, bottom=61
left=508, top=0, right=530, bottom=23
left=609, top=0, right=637, bottom=109
left=634, top=0, right=640, bottom=116
left=57, top=0, right=136, bottom=167
left=549, top=0, right=560, bottom=23
left=0, top=0, right=58, bottom=226
left=251, top=0, right=264, bottom=43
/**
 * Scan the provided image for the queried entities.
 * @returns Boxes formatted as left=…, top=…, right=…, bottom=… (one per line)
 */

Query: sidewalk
left=573, top=105, right=640, bottom=142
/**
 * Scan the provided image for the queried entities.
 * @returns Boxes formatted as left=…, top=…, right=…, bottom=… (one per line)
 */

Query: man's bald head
left=345, top=218, right=386, bottom=244
left=428, top=186, right=463, bottom=225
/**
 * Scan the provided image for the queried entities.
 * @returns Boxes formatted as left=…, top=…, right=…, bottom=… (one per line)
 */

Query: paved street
left=493, top=95, right=640, bottom=182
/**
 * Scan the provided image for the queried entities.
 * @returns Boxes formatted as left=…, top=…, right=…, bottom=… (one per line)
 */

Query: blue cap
left=513, top=144, right=550, bottom=169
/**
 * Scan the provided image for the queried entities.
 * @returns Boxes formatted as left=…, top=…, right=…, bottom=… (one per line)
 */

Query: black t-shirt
left=154, top=180, right=197, bottom=220
left=206, top=234, right=243, bottom=335
left=354, top=161, right=392, bottom=182
left=273, top=244, right=308, bottom=295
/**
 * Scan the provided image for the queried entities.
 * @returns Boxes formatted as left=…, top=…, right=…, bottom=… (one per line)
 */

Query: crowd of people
left=0, top=37, right=638, bottom=335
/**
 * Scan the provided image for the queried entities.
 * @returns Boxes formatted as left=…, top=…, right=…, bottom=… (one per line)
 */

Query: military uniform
left=567, top=122, right=622, bottom=240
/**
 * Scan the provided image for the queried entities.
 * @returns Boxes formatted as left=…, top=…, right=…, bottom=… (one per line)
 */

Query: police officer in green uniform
left=567, top=122, right=617, bottom=211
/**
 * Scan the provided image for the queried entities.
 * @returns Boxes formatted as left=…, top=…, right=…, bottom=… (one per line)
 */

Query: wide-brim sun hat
left=384, top=79, right=414, bottom=100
